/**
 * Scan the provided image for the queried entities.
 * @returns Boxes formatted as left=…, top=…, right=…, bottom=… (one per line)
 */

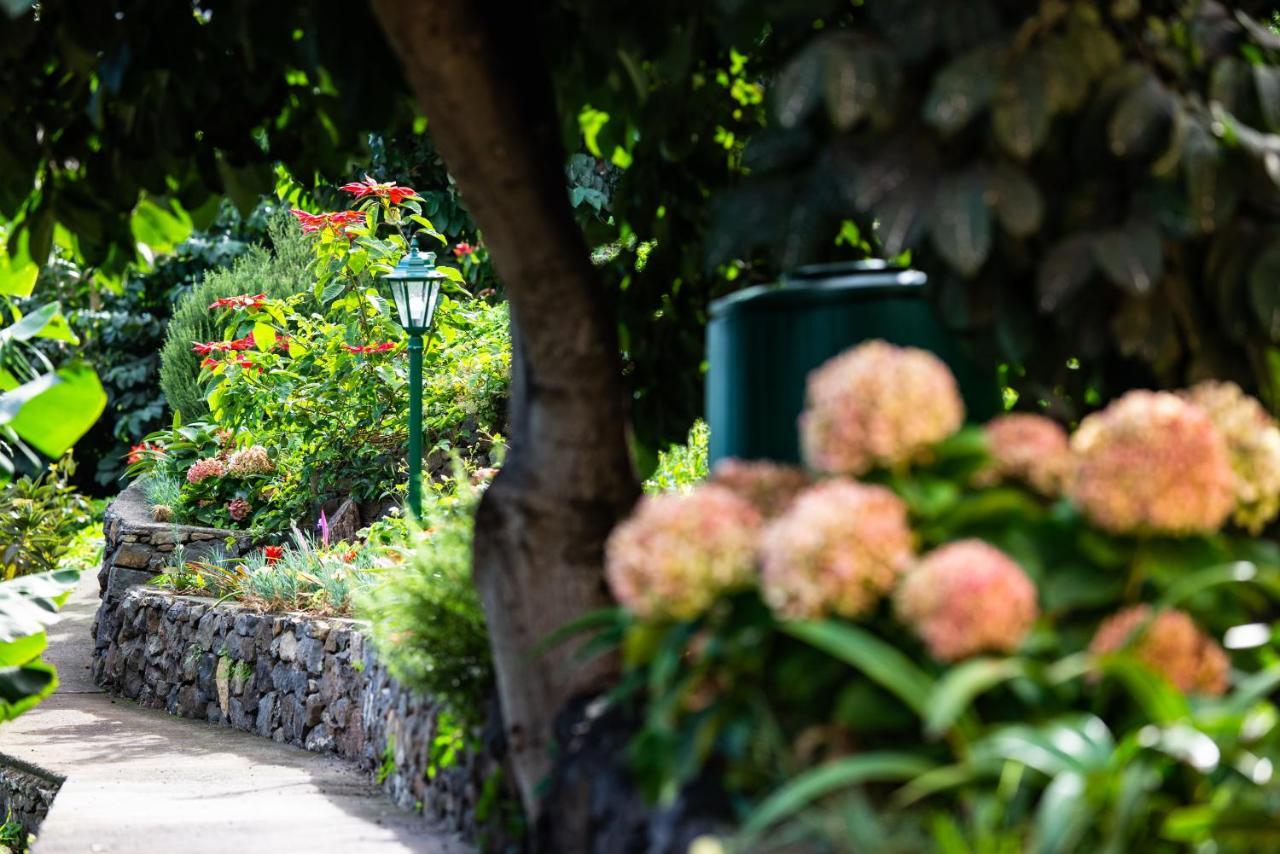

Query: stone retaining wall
left=0, top=757, right=62, bottom=843
left=91, top=485, right=503, bottom=840
left=98, top=480, right=252, bottom=602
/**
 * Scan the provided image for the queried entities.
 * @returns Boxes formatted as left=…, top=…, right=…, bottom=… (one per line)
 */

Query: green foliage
left=0, top=457, right=92, bottom=579
left=159, top=213, right=313, bottom=422
left=357, top=476, right=492, bottom=725
left=0, top=567, right=80, bottom=722
left=702, top=2, right=1280, bottom=416
left=642, top=419, right=709, bottom=494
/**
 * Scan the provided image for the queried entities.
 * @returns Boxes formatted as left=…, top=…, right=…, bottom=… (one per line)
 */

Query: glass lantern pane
left=408, top=281, right=429, bottom=327
left=391, top=281, right=412, bottom=329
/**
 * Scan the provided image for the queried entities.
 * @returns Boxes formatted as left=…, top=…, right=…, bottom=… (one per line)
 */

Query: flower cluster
left=1069, top=391, right=1235, bottom=535
left=982, top=413, right=1073, bottom=496
left=760, top=480, right=914, bottom=620
left=192, top=334, right=256, bottom=356
left=1090, top=606, right=1229, bottom=696
left=290, top=209, right=365, bottom=237
left=343, top=342, right=398, bottom=355
left=799, top=340, right=964, bottom=476
left=708, top=458, right=811, bottom=518
left=186, top=457, right=226, bottom=485
left=339, top=176, right=417, bottom=204
left=127, top=442, right=164, bottom=465
left=605, top=486, right=762, bottom=621
left=227, top=497, right=252, bottom=522
left=895, top=540, right=1038, bottom=661
left=1182, top=381, right=1280, bottom=534
left=453, top=242, right=476, bottom=258
left=227, top=446, right=274, bottom=477
left=263, top=546, right=284, bottom=565
left=209, top=293, right=266, bottom=311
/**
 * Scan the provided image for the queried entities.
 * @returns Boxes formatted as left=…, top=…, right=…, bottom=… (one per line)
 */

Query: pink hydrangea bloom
left=759, top=480, right=914, bottom=620
left=799, top=340, right=965, bottom=476
left=1069, top=391, right=1235, bottom=535
left=1182, top=381, right=1280, bottom=534
left=227, top=497, right=252, bottom=522
left=605, top=485, right=762, bottom=621
left=186, top=457, right=226, bottom=485
left=1090, top=605, right=1229, bottom=696
left=708, top=458, right=811, bottom=517
left=983, top=413, right=1073, bottom=496
left=227, top=445, right=274, bottom=477
left=895, top=540, right=1037, bottom=662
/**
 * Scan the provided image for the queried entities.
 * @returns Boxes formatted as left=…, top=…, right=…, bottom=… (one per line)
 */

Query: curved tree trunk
left=370, top=0, right=638, bottom=819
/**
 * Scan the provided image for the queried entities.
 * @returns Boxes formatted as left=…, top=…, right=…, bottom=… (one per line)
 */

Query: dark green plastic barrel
left=705, top=261, right=1000, bottom=465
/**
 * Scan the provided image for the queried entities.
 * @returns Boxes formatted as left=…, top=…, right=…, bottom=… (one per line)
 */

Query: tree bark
left=370, top=0, right=638, bottom=819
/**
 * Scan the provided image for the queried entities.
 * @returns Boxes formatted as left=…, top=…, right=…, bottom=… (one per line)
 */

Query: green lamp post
left=383, top=242, right=446, bottom=518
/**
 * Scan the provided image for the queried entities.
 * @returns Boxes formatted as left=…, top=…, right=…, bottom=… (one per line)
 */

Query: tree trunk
left=370, top=0, right=638, bottom=819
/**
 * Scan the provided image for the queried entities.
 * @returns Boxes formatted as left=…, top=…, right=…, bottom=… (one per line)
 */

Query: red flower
left=209, top=293, right=267, bottom=311
left=290, top=208, right=365, bottom=238
left=452, top=242, right=475, bottom=258
left=343, top=342, right=397, bottom=354
left=127, top=442, right=164, bottom=465
left=228, top=333, right=256, bottom=351
left=342, top=549, right=358, bottom=562
left=339, top=176, right=417, bottom=204
left=263, top=546, right=284, bottom=564
left=200, top=357, right=219, bottom=370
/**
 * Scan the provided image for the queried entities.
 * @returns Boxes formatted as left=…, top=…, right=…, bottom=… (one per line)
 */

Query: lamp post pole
left=407, top=331, right=424, bottom=519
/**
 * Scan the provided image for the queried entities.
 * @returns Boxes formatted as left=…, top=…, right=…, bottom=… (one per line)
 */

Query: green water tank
left=705, top=261, right=1000, bottom=465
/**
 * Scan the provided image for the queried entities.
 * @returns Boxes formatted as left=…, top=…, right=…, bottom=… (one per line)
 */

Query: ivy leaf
left=923, top=45, right=1000, bottom=135
left=1038, top=235, right=1095, bottom=312
left=1108, top=75, right=1175, bottom=160
left=1093, top=222, right=1164, bottom=295
left=930, top=170, right=991, bottom=278
left=822, top=36, right=894, bottom=131
left=1183, top=124, right=1236, bottom=233
left=989, top=163, right=1043, bottom=238
left=1254, top=65, right=1280, bottom=132
left=775, top=41, right=824, bottom=128
left=874, top=175, right=933, bottom=256
left=993, top=54, right=1050, bottom=160
left=1248, top=243, right=1280, bottom=340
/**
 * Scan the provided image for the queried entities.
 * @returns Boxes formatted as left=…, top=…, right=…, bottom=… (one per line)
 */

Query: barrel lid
left=711, top=260, right=927, bottom=318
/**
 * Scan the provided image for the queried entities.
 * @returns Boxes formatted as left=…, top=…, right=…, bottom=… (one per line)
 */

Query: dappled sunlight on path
left=0, top=571, right=470, bottom=854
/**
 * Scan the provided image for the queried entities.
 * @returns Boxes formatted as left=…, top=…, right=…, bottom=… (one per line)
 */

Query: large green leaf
left=1108, top=75, right=1175, bottom=160
left=924, top=658, right=1028, bottom=738
left=990, top=163, right=1044, bottom=238
left=1249, top=243, right=1280, bottom=341
left=1093, top=222, right=1164, bottom=295
left=782, top=620, right=934, bottom=715
left=924, top=45, right=1001, bottom=135
left=739, top=752, right=935, bottom=840
left=0, top=568, right=80, bottom=644
left=993, top=54, right=1050, bottom=160
left=0, top=301, right=78, bottom=346
left=931, top=170, right=992, bottom=277
left=130, top=197, right=193, bottom=258
left=1032, top=771, right=1093, bottom=854
left=0, top=362, right=106, bottom=459
left=1037, top=235, right=1094, bottom=311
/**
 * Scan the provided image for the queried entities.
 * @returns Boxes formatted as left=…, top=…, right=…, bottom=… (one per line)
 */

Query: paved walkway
left=0, top=571, right=470, bottom=853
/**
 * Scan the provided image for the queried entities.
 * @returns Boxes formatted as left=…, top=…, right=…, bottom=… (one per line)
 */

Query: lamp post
left=383, top=242, right=446, bottom=519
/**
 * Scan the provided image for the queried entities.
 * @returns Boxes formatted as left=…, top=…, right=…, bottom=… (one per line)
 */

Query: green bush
left=357, top=476, right=492, bottom=724
left=159, top=213, right=312, bottom=421
left=0, top=457, right=93, bottom=579
left=643, top=418, right=709, bottom=494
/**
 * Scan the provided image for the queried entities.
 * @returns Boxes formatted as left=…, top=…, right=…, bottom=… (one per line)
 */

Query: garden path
left=0, top=570, right=471, bottom=854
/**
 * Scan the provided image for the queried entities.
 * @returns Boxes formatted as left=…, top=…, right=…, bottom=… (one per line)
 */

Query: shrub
left=643, top=418, right=709, bottom=494
left=0, top=456, right=93, bottom=579
left=159, top=213, right=312, bottom=421
left=578, top=339, right=1280, bottom=850
left=357, top=475, right=492, bottom=724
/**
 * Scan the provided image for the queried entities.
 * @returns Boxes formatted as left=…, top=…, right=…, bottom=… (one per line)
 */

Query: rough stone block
left=106, top=566, right=155, bottom=601
left=112, top=542, right=153, bottom=569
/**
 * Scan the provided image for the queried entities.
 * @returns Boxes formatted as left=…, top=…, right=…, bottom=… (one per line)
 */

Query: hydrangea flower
left=1182, top=381, right=1280, bottom=534
left=799, top=340, right=964, bottom=476
left=982, top=413, right=1073, bottom=496
left=227, top=498, right=252, bottom=522
left=1090, top=606, right=1229, bottom=696
left=895, top=540, right=1037, bottom=662
left=1069, top=391, right=1235, bottom=535
left=186, top=457, right=226, bottom=485
left=759, top=480, right=913, bottom=620
left=605, top=485, right=762, bottom=621
left=227, top=446, right=274, bottom=477
left=708, top=458, right=811, bottom=517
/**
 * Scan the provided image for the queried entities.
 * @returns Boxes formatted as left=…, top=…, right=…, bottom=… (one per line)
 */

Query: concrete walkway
left=0, top=571, right=470, bottom=853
